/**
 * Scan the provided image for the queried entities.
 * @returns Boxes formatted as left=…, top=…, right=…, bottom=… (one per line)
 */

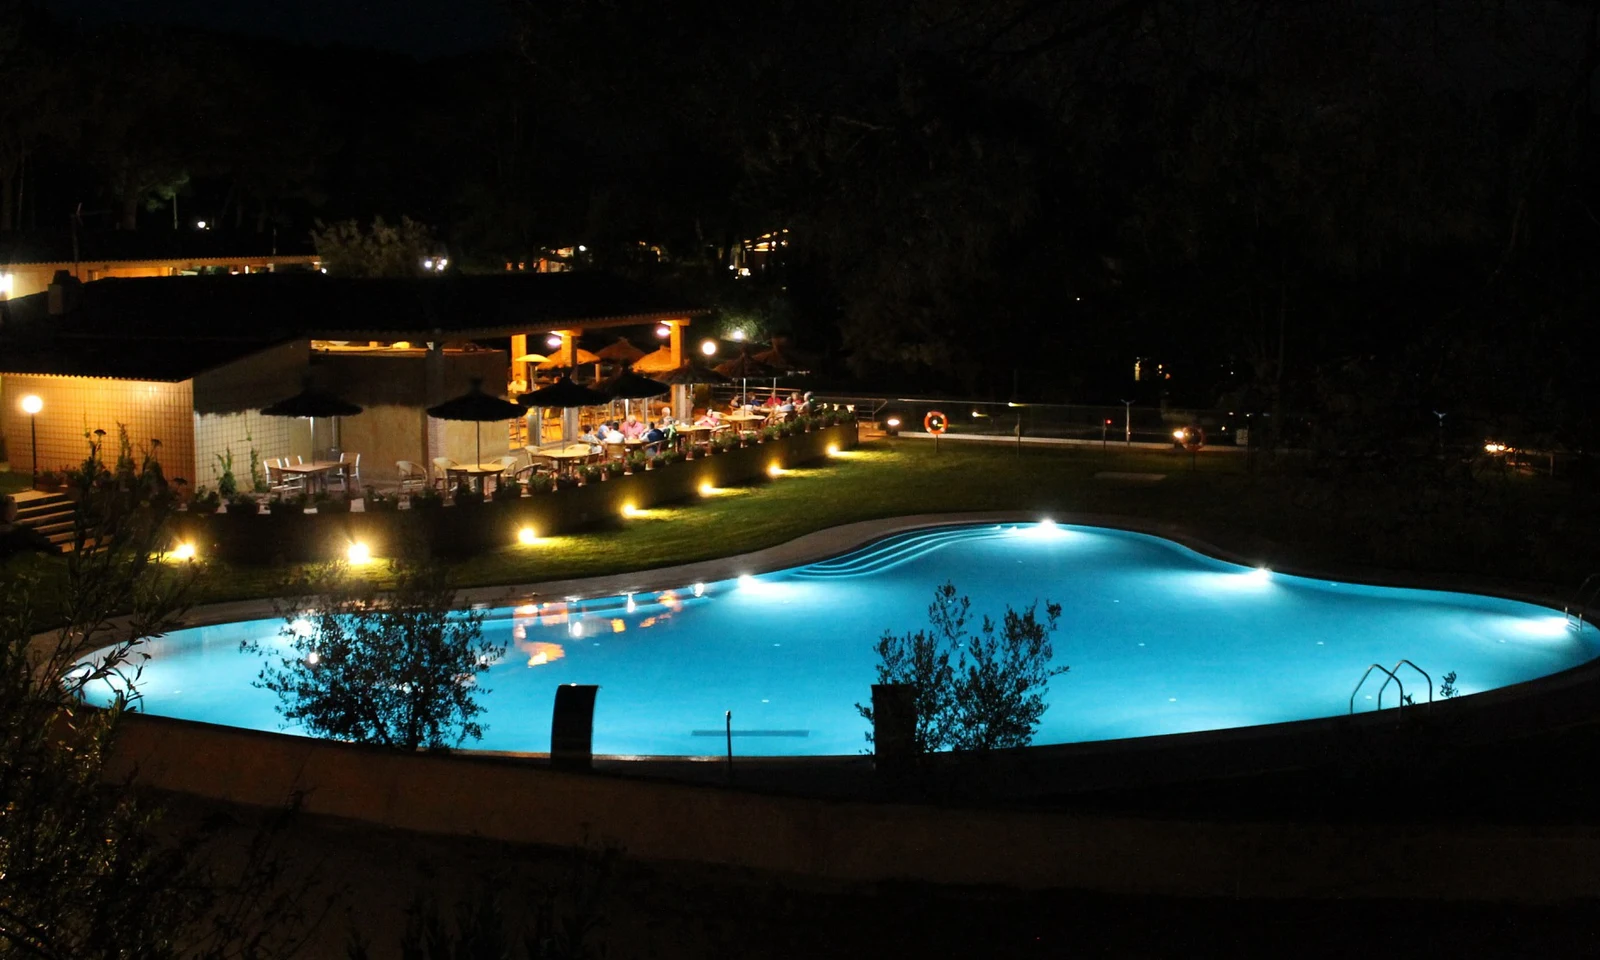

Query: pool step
left=791, top=525, right=1009, bottom=579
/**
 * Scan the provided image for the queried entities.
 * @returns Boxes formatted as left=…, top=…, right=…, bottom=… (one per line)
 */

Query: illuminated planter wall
left=170, top=424, right=858, bottom=564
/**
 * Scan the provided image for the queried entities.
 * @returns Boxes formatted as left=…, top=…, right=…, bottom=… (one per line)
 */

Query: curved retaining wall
left=108, top=710, right=1600, bottom=900
left=168, top=424, right=856, bottom=563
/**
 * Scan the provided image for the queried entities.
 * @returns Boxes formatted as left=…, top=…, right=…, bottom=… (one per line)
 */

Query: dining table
left=531, top=443, right=599, bottom=478
left=725, top=413, right=767, bottom=434
left=447, top=462, right=513, bottom=494
left=276, top=460, right=346, bottom=493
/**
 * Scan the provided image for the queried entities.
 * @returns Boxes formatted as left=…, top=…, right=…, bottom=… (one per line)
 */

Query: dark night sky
left=42, top=0, right=511, bottom=58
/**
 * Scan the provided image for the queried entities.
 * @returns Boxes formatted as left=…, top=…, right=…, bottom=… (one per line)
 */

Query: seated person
left=621, top=414, right=646, bottom=439
left=778, top=393, right=797, bottom=414
left=763, top=393, right=783, bottom=409
left=642, top=422, right=665, bottom=448
left=576, top=423, right=600, bottom=445
left=797, top=391, right=814, bottom=414
left=658, top=405, right=678, bottom=427
left=601, top=422, right=626, bottom=444
left=695, top=409, right=723, bottom=427
left=728, top=395, right=747, bottom=414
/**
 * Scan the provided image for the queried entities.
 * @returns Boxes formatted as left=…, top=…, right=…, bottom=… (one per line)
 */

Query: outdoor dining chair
left=331, top=452, right=362, bottom=492
left=395, top=461, right=428, bottom=493
left=266, top=459, right=305, bottom=494
left=431, top=457, right=461, bottom=491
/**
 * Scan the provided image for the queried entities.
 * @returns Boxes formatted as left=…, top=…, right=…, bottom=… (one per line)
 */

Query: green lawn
left=9, top=440, right=1596, bottom=609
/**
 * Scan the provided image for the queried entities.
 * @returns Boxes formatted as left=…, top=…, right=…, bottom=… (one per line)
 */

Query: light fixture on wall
left=20, top=394, right=42, bottom=483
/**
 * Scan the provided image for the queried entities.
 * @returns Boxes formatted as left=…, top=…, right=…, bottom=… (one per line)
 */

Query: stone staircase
left=11, top=490, right=77, bottom=552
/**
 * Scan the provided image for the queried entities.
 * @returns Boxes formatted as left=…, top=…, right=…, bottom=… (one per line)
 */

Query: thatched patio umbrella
left=519, top=375, right=612, bottom=444
left=261, top=379, right=364, bottom=456
left=631, top=346, right=677, bottom=374
left=714, top=348, right=777, bottom=404
left=751, top=341, right=809, bottom=403
left=604, top=368, right=669, bottom=419
left=426, top=378, right=525, bottom=469
left=595, top=337, right=646, bottom=366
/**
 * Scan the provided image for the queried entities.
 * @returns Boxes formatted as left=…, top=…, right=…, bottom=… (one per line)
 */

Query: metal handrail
left=1379, top=659, right=1433, bottom=712
left=1564, top=573, right=1600, bottom=632
left=1350, top=663, right=1405, bottom=715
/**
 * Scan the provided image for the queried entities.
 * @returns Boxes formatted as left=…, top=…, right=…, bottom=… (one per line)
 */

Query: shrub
left=526, top=474, right=554, bottom=494
left=189, top=487, right=221, bottom=514
left=760, top=425, right=781, bottom=442
left=270, top=490, right=309, bottom=514
left=603, top=459, right=626, bottom=479
left=712, top=433, right=738, bottom=454
left=364, top=490, right=400, bottom=511
left=657, top=449, right=683, bottom=467
left=245, top=560, right=504, bottom=750
left=856, top=581, right=1067, bottom=755
left=451, top=482, right=484, bottom=505
left=312, top=491, right=351, bottom=513
left=214, top=447, right=238, bottom=497
left=410, top=487, right=444, bottom=509
left=578, top=464, right=603, bottom=485
left=226, top=493, right=260, bottom=516
left=627, top=451, right=648, bottom=473
left=491, top=478, right=523, bottom=501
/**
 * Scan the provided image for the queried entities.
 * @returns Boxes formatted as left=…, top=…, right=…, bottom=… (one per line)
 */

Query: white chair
left=396, top=461, right=427, bottom=493
left=333, top=452, right=361, bottom=492
left=267, top=458, right=304, bottom=494
left=431, top=457, right=461, bottom=492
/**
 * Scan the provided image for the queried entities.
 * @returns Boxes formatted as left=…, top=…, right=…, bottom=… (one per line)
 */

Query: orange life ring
left=923, top=411, right=948, bottom=435
left=1183, top=426, right=1206, bottom=452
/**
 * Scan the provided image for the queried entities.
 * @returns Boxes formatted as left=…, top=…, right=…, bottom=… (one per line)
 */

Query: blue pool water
left=86, top=523, right=1598, bottom=756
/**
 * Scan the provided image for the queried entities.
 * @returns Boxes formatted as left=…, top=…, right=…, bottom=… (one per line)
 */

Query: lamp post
left=20, top=394, right=42, bottom=484
left=1120, top=399, right=1134, bottom=445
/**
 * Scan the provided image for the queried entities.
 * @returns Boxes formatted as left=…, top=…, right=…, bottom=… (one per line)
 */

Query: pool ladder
left=1349, top=660, right=1434, bottom=715
left=1564, top=573, right=1600, bottom=633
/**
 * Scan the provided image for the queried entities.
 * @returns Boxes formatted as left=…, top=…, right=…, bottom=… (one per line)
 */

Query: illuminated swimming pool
left=86, top=523, right=1599, bottom=756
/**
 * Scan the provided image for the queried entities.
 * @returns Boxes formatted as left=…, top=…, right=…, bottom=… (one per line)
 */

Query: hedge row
left=168, top=424, right=858, bottom=565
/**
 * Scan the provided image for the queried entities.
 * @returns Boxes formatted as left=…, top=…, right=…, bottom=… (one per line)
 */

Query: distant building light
left=730, top=329, right=746, bottom=342
left=195, top=220, right=207, bottom=229
left=577, top=244, right=587, bottom=252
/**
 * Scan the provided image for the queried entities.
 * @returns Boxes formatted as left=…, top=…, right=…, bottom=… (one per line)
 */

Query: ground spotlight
left=346, top=541, right=372, bottom=565
left=517, top=526, right=538, bottom=545
left=172, top=542, right=196, bottom=561
left=767, top=463, right=784, bottom=477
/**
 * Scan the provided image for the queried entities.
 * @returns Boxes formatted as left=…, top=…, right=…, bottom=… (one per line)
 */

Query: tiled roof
left=0, top=337, right=290, bottom=382
left=0, top=272, right=705, bottom=382
left=1, top=273, right=704, bottom=342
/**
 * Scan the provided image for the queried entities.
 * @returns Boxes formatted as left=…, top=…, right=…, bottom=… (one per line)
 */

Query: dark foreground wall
left=170, top=424, right=857, bottom=564
left=105, top=709, right=1600, bottom=900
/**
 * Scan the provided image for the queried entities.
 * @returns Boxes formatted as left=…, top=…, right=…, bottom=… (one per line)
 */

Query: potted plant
left=627, top=451, right=648, bottom=475
left=578, top=464, right=602, bottom=486
left=491, top=479, right=523, bottom=502
left=270, top=490, right=309, bottom=514
left=657, top=448, right=683, bottom=467
left=363, top=489, right=400, bottom=512
left=226, top=492, right=261, bottom=516
left=452, top=481, right=484, bottom=506
left=760, top=424, right=781, bottom=444
left=712, top=433, right=738, bottom=455
left=603, top=459, right=626, bottom=480
left=527, top=474, right=554, bottom=494
left=34, top=469, right=66, bottom=493
left=188, top=487, right=221, bottom=515
left=410, top=487, right=445, bottom=510
left=312, top=491, right=351, bottom=514
left=795, top=415, right=813, bottom=433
